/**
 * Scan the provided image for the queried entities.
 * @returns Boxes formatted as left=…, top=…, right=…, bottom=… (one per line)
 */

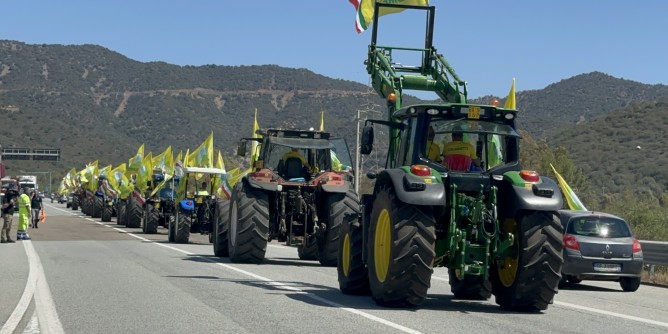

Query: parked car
left=559, top=210, right=643, bottom=292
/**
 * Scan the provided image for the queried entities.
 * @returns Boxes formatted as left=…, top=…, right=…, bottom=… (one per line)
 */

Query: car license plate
left=593, top=263, right=621, bottom=272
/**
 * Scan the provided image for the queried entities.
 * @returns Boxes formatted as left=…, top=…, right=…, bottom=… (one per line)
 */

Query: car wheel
left=619, top=277, right=640, bottom=292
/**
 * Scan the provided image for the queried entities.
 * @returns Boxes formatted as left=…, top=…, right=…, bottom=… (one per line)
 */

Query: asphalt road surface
left=1, top=201, right=667, bottom=334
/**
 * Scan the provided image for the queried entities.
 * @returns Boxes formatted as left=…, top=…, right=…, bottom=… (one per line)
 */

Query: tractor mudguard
left=377, top=169, right=445, bottom=206
left=504, top=176, right=562, bottom=216
left=247, top=178, right=278, bottom=192
left=321, top=182, right=349, bottom=193
left=179, top=199, right=195, bottom=212
left=95, top=190, right=104, bottom=197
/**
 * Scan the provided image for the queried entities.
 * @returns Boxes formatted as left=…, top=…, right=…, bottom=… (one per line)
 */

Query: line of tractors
left=59, top=4, right=567, bottom=312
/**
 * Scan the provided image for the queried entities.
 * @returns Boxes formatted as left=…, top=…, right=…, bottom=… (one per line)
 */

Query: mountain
left=550, top=99, right=668, bottom=196
left=0, top=40, right=388, bottom=183
left=2, top=40, right=668, bottom=199
left=514, top=72, right=668, bottom=138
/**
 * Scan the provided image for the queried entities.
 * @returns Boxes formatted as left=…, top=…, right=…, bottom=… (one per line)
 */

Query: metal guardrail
left=641, top=240, right=668, bottom=266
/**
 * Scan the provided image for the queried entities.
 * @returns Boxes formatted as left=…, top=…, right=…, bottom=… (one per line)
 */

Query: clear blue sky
left=2, top=1, right=667, bottom=99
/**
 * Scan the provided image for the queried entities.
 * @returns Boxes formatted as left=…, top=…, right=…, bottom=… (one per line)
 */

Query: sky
left=2, top=0, right=668, bottom=99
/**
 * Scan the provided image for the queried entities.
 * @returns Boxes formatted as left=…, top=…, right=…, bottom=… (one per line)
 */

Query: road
left=1, top=201, right=667, bottom=334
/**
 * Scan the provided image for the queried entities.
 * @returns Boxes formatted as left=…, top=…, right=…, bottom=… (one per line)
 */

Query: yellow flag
left=353, top=0, right=430, bottom=33
left=128, top=144, right=145, bottom=172
left=136, top=153, right=153, bottom=193
left=250, top=109, right=261, bottom=165
left=319, top=111, right=325, bottom=131
left=503, top=78, right=516, bottom=110
left=187, top=132, right=214, bottom=168
left=152, top=146, right=173, bottom=175
left=550, top=164, right=587, bottom=211
left=211, top=150, right=227, bottom=197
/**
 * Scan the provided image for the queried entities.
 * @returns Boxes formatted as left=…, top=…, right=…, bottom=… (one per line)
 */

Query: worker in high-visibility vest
left=17, top=187, right=32, bottom=240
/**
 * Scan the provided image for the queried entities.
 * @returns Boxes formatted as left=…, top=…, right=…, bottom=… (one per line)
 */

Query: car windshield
left=567, top=217, right=632, bottom=238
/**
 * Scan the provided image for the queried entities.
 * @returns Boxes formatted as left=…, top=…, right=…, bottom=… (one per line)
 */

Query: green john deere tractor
left=337, top=3, right=564, bottom=311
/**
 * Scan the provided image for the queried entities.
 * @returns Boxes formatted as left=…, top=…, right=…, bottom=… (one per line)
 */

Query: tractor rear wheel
left=143, top=204, right=159, bottom=234
left=337, top=214, right=369, bottom=295
left=175, top=210, right=190, bottom=244
left=213, top=200, right=230, bottom=257
left=168, top=215, right=176, bottom=242
left=298, top=235, right=319, bottom=260
left=368, top=184, right=435, bottom=307
left=448, top=268, right=492, bottom=300
left=92, top=196, right=102, bottom=218
left=116, top=200, right=126, bottom=225
left=101, top=203, right=112, bottom=222
left=318, top=189, right=359, bottom=267
left=228, top=183, right=269, bottom=263
left=490, top=210, right=563, bottom=311
left=126, top=196, right=142, bottom=228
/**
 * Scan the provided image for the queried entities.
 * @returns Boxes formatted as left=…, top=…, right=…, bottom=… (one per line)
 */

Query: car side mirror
left=360, top=126, right=374, bottom=155
left=237, top=140, right=247, bottom=157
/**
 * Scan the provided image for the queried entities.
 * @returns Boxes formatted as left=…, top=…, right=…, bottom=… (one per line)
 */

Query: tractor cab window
left=426, top=119, right=519, bottom=172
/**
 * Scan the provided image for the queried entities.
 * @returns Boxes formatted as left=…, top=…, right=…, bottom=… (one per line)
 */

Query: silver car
left=559, top=210, right=643, bottom=292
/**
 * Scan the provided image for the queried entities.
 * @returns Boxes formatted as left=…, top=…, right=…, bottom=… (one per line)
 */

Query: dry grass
left=642, top=265, right=668, bottom=287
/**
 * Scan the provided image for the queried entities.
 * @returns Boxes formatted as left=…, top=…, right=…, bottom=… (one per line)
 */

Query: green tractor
left=337, top=3, right=564, bottom=311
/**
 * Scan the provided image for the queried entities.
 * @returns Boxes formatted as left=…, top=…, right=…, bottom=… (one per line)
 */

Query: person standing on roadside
left=17, top=187, right=31, bottom=240
left=30, top=190, right=42, bottom=228
left=1, top=185, right=18, bottom=243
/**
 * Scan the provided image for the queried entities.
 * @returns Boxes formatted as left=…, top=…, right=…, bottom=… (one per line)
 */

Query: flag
left=136, top=153, right=153, bottom=193
left=174, top=150, right=185, bottom=177
left=503, top=78, right=516, bottom=110
left=550, top=164, right=587, bottom=211
left=488, top=78, right=516, bottom=168
left=319, top=111, right=325, bottom=131
left=250, top=109, right=261, bottom=165
left=217, top=167, right=239, bottom=199
left=150, top=146, right=176, bottom=197
left=84, top=161, right=99, bottom=192
left=128, top=144, right=145, bottom=172
left=187, top=132, right=214, bottom=168
left=212, top=150, right=227, bottom=198
left=152, top=146, right=174, bottom=176
left=350, top=0, right=430, bottom=33
left=111, top=163, right=133, bottom=199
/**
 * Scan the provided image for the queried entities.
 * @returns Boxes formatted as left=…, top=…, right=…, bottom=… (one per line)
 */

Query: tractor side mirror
left=237, top=140, right=247, bottom=157
left=360, top=126, right=374, bottom=155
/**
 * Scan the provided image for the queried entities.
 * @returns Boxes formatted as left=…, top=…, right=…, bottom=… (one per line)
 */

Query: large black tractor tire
left=116, top=200, right=126, bottom=225
left=490, top=210, right=563, bottom=311
left=228, top=183, right=269, bottom=263
left=213, top=200, right=231, bottom=257
left=81, top=197, right=90, bottom=216
left=368, top=184, right=435, bottom=307
left=168, top=215, right=176, bottom=242
left=143, top=204, right=159, bottom=234
left=318, top=189, right=359, bottom=267
left=297, top=235, right=319, bottom=261
left=174, top=210, right=191, bottom=244
left=337, top=212, right=369, bottom=295
left=125, top=196, right=142, bottom=228
left=92, top=196, right=103, bottom=218
left=72, top=196, right=79, bottom=211
left=448, top=268, right=492, bottom=300
left=101, top=204, right=112, bottom=222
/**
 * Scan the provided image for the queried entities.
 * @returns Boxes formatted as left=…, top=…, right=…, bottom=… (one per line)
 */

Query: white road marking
left=113, top=229, right=424, bottom=334
left=80, top=217, right=668, bottom=332
left=0, top=241, right=64, bottom=334
left=22, top=311, right=39, bottom=334
left=554, top=301, right=668, bottom=329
